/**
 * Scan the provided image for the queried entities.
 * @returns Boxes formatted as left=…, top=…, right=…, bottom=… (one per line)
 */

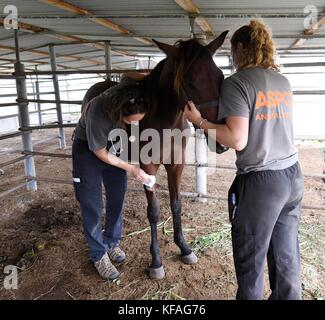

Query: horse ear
left=152, top=39, right=179, bottom=58
left=206, top=31, right=229, bottom=54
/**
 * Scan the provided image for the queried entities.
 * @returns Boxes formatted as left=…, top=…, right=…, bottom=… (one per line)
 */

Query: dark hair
left=231, top=19, right=279, bottom=71
left=105, top=81, right=148, bottom=127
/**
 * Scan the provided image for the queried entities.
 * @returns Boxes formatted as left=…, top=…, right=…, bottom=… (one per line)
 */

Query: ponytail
left=231, top=19, right=279, bottom=71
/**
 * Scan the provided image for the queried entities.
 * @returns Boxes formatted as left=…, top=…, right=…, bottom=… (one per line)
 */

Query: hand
left=130, top=165, right=150, bottom=183
left=184, top=101, right=202, bottom=125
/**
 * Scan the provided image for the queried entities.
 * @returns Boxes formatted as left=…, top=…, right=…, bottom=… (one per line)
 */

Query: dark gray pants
left=228, top=162, right=304, bottom=300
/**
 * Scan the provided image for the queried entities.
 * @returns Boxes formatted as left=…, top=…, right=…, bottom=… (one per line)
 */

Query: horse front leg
left=142, top=164, right=165, bottom=279
left=165, top=164, right=198, bottom=265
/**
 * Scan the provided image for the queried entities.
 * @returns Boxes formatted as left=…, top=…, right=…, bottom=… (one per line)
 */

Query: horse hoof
left=181, top=252, right=198, bottom=265
left=147, top=266, right=165, bottom=280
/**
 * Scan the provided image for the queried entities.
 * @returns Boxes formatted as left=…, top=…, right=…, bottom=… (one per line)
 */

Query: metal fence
left=0, top=30, right=324, bottom=211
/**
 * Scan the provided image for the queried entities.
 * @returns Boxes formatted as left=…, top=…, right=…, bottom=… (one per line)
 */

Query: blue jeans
left=72, top=137, right=127, bottom=262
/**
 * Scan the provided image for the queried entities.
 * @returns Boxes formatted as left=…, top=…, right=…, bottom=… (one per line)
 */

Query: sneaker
left=108, top=246, right=126, bottom=263
left=94, top=253, right=119, bottom=280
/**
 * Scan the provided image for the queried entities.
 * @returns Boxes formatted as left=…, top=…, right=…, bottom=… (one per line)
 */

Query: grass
left=190, top=221, right=232, bottom=255
left=299, top=213, right=325, bottom=300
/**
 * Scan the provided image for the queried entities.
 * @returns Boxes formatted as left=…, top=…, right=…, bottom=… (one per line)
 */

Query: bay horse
left=82, top=31, right=228, bottom=279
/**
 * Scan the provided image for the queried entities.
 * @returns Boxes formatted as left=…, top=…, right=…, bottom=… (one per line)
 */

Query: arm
left=184, top=101, right=248, bottom=151
left=93, top=148, right=133, bottom=172
left=93, top=148, right=150, bottom=182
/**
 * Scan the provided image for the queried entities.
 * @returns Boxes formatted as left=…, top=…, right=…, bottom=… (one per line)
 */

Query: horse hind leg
left=166, top=164, right=198, bottom=265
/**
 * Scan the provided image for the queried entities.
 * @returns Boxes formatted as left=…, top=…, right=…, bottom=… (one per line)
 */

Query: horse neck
left=142, top=59, right=183, bottom=127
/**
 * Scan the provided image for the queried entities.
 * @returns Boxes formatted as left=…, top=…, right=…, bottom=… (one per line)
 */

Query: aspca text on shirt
left=254, top=91, right=293, bottom=121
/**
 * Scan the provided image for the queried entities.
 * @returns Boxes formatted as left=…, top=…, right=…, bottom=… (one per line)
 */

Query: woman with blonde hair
left=184, top=20, right=304, bottom=300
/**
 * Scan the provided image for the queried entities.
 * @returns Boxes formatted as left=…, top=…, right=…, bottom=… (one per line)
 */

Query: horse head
left=152, top=31, right=229, bottom=153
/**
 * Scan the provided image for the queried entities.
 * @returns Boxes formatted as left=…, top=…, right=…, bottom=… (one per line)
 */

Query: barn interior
left=0, top=1, right=324, bottom=300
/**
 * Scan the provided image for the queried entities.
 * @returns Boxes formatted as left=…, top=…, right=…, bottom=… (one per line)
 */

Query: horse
left=82, top=31, right=229, bottom=279
left=81, top=77, right=118, bottom=112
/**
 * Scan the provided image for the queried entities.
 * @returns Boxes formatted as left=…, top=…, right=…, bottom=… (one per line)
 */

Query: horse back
left=81, top=79, right=118, bottom=112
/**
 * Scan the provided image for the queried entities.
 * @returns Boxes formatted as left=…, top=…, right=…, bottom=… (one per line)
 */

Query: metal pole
left=49, top=44, right=66, bottom=149
left=195, top=129, right=207, bottom=203
left=65, top=74, right=71, bottom=115
left=229, top=55, right=235, bottom=74
left=189, top=16, right=195, bottom=38
left=104, top=41, right=112, bottom=81
left=35, top=66, right=42, bottom=126
left=148, top=56, right=151, bottom=69
left=14, top=29, right=37, bottom=191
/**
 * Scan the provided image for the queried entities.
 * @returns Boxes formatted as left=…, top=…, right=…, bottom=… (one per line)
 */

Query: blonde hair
left=231, top=19, right=279, bottom=71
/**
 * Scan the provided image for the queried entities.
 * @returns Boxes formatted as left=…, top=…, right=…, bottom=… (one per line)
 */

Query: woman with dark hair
left=72, top=75, right=150, bottom=280
left=184, top=20, right=304, bottom=300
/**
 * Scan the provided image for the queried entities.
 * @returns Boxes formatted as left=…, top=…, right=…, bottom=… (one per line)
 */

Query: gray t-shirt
left=218, top=67, right=298, bottom=174
left=74, top=77, right=136, bottom=151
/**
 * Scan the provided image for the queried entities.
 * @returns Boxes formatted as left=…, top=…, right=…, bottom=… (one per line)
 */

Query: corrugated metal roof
left=0, top=0, right=324, bottom=72
left=195, top=0, right=325, bottom=11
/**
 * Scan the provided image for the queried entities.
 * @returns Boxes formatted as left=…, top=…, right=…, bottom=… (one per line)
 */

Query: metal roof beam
left=4, top=13, right=324, bottom=19
left=0, top=42, right=101, bottom=64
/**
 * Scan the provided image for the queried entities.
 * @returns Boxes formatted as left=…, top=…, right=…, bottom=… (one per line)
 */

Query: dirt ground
left=0, top=128, right=324, bottom=300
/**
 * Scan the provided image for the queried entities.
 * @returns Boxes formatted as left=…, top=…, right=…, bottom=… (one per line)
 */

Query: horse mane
left=143, top=59, right=166, bottom=120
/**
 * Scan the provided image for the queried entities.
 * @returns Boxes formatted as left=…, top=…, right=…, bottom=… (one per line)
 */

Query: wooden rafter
left=174, top=0, right=215, bottom=36
left=0, top=15, right=138, bottom=73
left=0, top=18, right=104, bottom=62
left=38, top=0, right=154, bottom=45
left=0, top=16, right=131, bottom=57
left=291, top=13, right=325, bottom=48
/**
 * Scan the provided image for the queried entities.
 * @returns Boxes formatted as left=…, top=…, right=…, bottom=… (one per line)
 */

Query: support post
left=229, top=54, right=235, bottom=74
left=34, top=65, right=42, bottom=126
left=104, top=41, right=112, bottom=81
left=148, top=56, right=151, bottom=69
left=189, top=16, right=195, bottom=38
left=14, top=30, right=37, bottom=191
left=49, top=44, right=66, bottom=149
left=195, top=129, right=207, bottom=202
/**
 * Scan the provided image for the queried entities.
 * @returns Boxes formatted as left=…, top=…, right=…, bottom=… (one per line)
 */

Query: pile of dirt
left=0, top=203, right=81, bottom=278
left=22, top=204, right=80, bottom=231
